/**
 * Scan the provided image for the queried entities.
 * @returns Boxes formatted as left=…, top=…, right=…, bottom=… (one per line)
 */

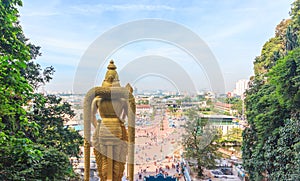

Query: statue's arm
left=91, top=96, right=101, bottom=127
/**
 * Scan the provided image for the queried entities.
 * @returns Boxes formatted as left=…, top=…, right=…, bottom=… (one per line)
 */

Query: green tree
left=28, top=94, right=83, bottom=158
left=263, top=119, right=300, bottom=180
left=232, top=99, right=242, bottom=116
left=242, top=1, right=300, bottom=180
left=289, top=0, right=300, bottom=50
left=222, top=127, right=243, bottom=145
left=0, top=1, right=83, bottom=180
left=269, top=47, right=300, bottom=114
left=182, top=109, right=221, bottom=177
left=0, top=0, right=41, bottom=179
left=224, top=97, right=243, bottom=116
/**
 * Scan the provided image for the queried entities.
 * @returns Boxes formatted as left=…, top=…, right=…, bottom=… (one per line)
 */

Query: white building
left=200, top=115, right=242, bottom=135
left=233, top=79, right=249, bottom=96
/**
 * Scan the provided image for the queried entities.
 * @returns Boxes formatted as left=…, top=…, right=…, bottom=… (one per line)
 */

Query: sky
left=19, top=0, right=294, bottom=93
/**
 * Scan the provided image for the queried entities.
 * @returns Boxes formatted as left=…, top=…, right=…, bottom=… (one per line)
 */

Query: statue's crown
left=102, top=60, right=121, bottom=87
left=107, top=60, right=117, bottom=70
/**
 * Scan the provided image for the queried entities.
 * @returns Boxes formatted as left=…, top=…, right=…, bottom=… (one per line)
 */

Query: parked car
left=220, top=168, right=233, bottom=175
left=208, top=170, right=225, bottom=178
left=208, top=170, right=239, bottom=180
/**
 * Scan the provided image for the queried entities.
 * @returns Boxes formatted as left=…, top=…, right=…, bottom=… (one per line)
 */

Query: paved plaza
left=133, top=112, right=187, bottom=180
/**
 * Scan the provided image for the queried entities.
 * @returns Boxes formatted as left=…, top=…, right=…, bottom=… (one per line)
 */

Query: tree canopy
left=182, top=109, right=221, bottom=177
left=0, top=1, right=83, bottom=180
left=242, top=0, right=300, bottom=180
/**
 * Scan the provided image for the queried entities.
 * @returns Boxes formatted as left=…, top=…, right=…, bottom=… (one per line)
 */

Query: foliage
left=0, top=136, right=42, bottom=180
left=263, top=119, right=300, bottom=180
left=242, top=1, right=300, bottom=180
left=196, top=95, right=205, bottom=101
left=243, top=47, right=300, bottom=179
left=220, top=127, right=243, bottom=145
left=21, top=61, right=55, bottom=90
left=0, top=0, right=83, bottom=180
left=0, top=1, right=40, bottom=179
left=224, top=97, right=239, bottom=104
left=253, top=37, right=284, bottom=76
left=226, top=97, right=243, bottom=116
left=231, top=100, right=242, bottom=116
left=28, top=94, right=83, bottom=157
left=269, top=48, right=300, bottom=114
left=0, top=0, right=30, bottom=60
left=216, top=97, right=243, bottom=116
left=137, top=99, right=149, bottom=105
left=32, top=147, right=75, bottom=181
left=199, top=107, right=211, bottom=112
left=182, top=109, right=221, bottom=177
left=290, top=0, right=300, bottom=44
left=182, top=96, right=192, bottom=102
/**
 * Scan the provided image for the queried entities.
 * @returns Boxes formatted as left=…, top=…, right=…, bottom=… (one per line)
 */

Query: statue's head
left=102, top=60, right=121, bottom=87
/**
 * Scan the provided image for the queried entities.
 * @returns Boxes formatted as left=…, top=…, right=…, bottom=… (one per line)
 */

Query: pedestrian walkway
left=134, top=160, right=186, bottom=181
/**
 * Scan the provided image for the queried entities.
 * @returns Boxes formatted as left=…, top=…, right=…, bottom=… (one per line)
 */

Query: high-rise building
left=233, top=79, right=249, bottom=96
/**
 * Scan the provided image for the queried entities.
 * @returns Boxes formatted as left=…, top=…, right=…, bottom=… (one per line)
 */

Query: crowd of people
left=133, top=113, right=186, bottom=180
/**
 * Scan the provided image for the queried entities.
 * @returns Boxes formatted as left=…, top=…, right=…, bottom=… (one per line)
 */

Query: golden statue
left=83, top=60, right=136, bottom=181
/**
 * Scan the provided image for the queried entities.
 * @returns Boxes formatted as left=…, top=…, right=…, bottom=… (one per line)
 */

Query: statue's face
left=102, top=69, right=120, bottom=87
left=107, top=75, right=114, bottom=83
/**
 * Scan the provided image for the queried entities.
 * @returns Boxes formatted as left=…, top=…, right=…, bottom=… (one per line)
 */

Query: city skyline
left=19, top=0, right=293, bottom=92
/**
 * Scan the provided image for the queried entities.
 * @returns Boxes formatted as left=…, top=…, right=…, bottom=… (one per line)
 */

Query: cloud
left=233, top=7, right=258, bottom=13
left=21, top=0, right=62, bottom=17
left=70, top=4, right=175, bottom=15
left=34, top=37, right=90, bottom=67
left=40, top=37, right=88, bottom=53
left=22, top=11, right=60, bottom=17
left=19, top=22, right=93, bottom=68
left=206, top=21, right=254, bottom=46
left=111, top=4, right=175, bottom=11
left=20, top=0, right=294, bottom=92
left=38, top=54, right=80, bottom=67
